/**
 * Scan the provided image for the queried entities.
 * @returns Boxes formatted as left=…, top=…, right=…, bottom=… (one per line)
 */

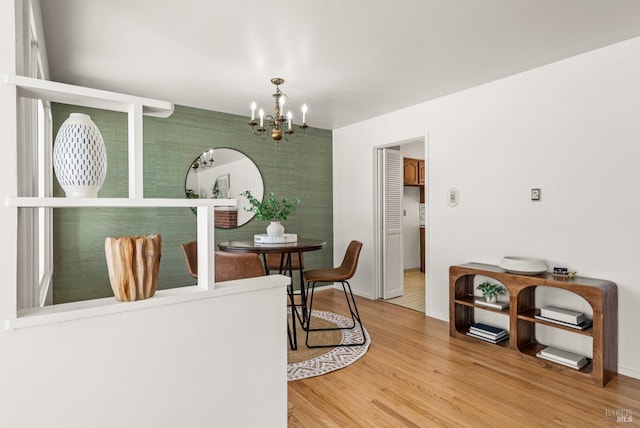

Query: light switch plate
left=448, top=187, right=459, bottom=207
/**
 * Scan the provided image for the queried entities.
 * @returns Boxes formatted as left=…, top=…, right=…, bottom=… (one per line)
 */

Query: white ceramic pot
left=266, top=221, right=285, bottom=237
left=487, top=296, right=497, bottom=304
left=53, top=113, right=107, bottom=198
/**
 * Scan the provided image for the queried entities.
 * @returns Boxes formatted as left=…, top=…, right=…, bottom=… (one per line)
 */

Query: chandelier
left=248, top=77, right=308, bottom=143
left=191, top=148, right=215, bottom=171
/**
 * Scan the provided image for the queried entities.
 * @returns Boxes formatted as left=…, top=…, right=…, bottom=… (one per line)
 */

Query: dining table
left=217, top=238, right=326, bottom=350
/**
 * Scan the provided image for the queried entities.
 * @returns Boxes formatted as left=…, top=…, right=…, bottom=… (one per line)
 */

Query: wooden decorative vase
left=105, top=234, right=161, bottom=301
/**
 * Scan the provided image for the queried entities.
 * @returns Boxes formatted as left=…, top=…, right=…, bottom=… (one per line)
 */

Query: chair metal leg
left=280, top=252, right=307, bottom=328
left=296, top=252, right=309, bottom=329
left=272, top=252, right=305, bottom=350
left=304, top=280, right=367, bottom=348
left=286, top=275, right=298, bottom=350
left=287, top=321, right=296, bottom=350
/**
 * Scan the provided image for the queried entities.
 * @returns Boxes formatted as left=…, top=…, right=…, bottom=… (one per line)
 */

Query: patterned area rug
left=287, top=309, right=370, bottom=381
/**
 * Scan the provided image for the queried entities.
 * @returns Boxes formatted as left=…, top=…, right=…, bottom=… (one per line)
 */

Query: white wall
left=0, top=3, right=287, bottom=426
left=333, top=36, right=640, bottom=379
left=1, top=0, right=19, bottom=323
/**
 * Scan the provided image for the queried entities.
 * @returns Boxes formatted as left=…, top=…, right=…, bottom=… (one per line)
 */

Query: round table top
left=218, top=238, right=326, bottom=254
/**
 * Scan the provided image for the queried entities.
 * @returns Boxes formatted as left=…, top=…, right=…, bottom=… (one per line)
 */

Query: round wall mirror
left=184, top=148, right=264, bottom=228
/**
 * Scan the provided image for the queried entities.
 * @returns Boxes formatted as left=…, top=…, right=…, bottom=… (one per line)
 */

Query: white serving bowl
left=499, top=256, right=547, bottom=275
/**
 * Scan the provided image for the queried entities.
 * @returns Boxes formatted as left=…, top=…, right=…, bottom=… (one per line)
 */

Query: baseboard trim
left=619, top=365, right=640, bottom=380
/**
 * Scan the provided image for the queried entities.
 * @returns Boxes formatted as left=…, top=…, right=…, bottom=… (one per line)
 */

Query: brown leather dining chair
left=180, top=241, right=265, bottom=281
left=302, top=240, right=366, bottom=348
left=181, top=241, right=198, bottom=279
left=265, top=252, right=304, bottom=274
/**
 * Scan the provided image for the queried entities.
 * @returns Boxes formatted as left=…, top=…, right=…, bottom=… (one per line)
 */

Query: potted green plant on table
left=241, top=190, right=301, bottom=237
left=477, top=281, right=506, bottom=304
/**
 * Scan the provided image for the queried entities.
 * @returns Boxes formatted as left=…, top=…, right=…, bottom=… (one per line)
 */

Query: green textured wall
left=52, top=104, right=333, bottom=304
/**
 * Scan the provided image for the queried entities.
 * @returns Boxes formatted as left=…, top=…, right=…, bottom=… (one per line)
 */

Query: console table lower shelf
left=449, top=263, right=617, bottom=386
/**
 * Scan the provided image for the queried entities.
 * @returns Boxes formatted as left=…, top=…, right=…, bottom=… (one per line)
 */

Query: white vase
left=53, top=113, right=107, bottom=198
left=266, top=221, right=285, bottom=237
left=487, top=296, right=497, bottom=304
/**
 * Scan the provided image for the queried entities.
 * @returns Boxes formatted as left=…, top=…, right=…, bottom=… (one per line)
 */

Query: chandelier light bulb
left=259, top=108, right=264, bottom=128
left=250, top=102, right=256, bottom=121
left=301, top=104, right=308, bottom=124
left=287, top=111, right=292, bottom=130
left=280, top=95, right=285, bottom=109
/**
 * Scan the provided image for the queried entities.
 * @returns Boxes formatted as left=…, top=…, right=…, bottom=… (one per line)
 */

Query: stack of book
left=536, top=346, right=588, bottom=370
left=535, top=306, right=592, bottom=330
left=466, top=323, right=508, bottom=344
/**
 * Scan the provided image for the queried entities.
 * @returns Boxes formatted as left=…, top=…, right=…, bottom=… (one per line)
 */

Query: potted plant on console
left=476, top=281, right=507, bottom=306
left=241, top=190, right=301, bottom=239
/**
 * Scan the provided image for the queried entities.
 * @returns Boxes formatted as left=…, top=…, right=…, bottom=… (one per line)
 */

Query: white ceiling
left=39, top=0, right=640, bottom=130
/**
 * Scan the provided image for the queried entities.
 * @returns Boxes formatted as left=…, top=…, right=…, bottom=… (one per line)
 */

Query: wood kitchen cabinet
left=404, top=158, right=419, bottom=185
left=404, top=157, right=425, bottom=186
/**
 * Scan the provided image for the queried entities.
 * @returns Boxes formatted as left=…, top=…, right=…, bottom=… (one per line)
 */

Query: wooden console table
left=449, top=263, right=617, bottom=386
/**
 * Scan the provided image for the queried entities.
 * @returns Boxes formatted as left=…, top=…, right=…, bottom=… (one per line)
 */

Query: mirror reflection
left=184, top=148, right=264, bottom=228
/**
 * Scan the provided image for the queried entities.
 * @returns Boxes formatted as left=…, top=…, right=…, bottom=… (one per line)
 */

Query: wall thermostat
left=448, top=187, right=459, bottom=207
left=531, top=188, right=541, bottom=201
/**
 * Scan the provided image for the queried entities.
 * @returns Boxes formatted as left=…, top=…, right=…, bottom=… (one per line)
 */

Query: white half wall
left=0, top=280, right=288, bottom=428
left=333, top=36, right=640, bottom=379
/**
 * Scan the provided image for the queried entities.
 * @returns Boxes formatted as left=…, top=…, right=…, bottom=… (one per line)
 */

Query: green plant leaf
left=240, top=190, right=302, bottom=222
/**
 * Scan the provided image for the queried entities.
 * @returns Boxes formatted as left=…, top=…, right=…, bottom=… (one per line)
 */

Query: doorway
left=374, top=138, right=427, bottom=313
left=386, top=269, right=425, bottom=312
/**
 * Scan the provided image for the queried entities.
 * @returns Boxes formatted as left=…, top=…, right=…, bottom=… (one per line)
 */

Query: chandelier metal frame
left=248, top=78, right=308, bottom=143
left=191, top=148, right=215, bottom=172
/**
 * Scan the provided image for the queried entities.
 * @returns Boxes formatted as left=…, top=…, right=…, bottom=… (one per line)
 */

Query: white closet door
left=382, top=148, right=403, bottom=299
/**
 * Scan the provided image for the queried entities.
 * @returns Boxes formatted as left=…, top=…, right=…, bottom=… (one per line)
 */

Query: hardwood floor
left=288, top=289, right=640, bottom=427
left=385, top=269, right=425, bottom=313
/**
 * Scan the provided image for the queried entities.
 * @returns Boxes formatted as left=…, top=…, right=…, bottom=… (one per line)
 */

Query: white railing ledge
left=5, top=197, right=238, bottom=208
left=6, top=275, right=288, bottom=330
left=5, top=74, right=174, bottom=118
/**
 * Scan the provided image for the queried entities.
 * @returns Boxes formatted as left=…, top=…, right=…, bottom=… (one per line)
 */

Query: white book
left=540, top=306, right=585, bottom=325
left=538, top=346, right=587, bottom=366
left=539, top=353, right=587, bottom=369
left=534, top=315, right=592, bottom=330
left=474, top=299, right=509, bottom=310
left=536, top=351, right=588, bottom=370
left=254, top=233, right=298, bottom=244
